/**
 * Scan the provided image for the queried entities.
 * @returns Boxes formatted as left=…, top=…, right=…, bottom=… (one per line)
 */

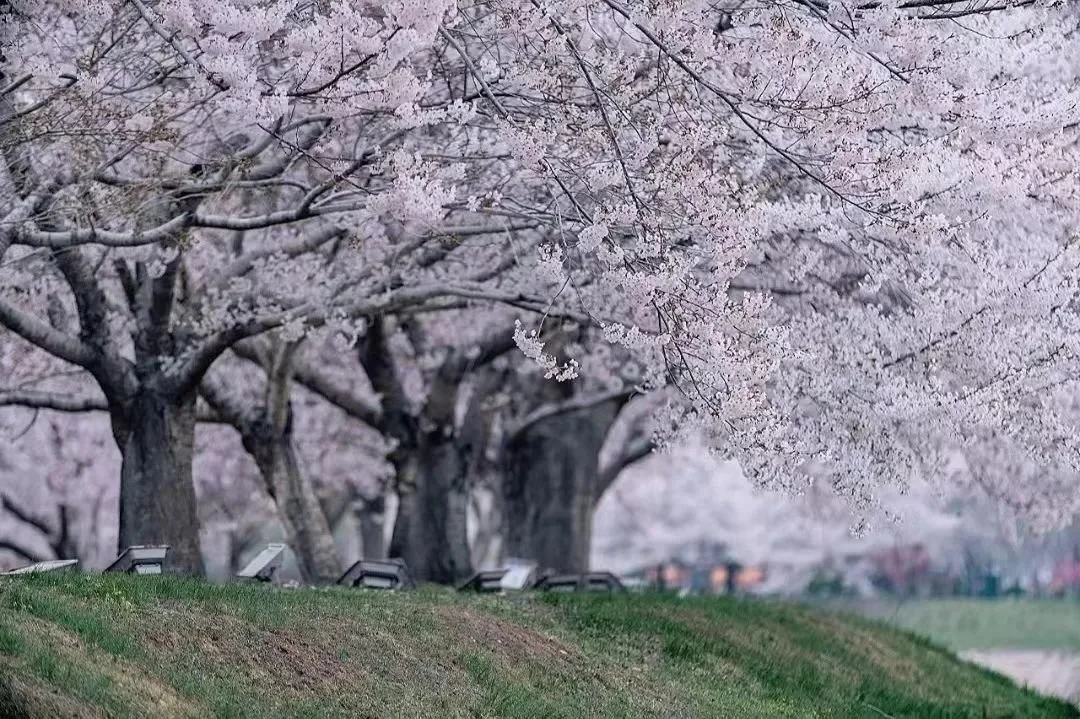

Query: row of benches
left=2, top=544, right=627, bottom=594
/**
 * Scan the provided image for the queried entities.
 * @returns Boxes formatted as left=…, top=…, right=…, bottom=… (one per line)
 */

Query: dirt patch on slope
left=434, top=606, right=580, bottom=670
left=432, top=604, right=684, bottom=715
left=141, top=603, right=366, bottom=698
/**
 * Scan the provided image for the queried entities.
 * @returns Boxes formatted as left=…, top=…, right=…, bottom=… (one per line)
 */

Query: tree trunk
left=364, top=316, right=483, bottom=586
left=246, top=430, right=341, bottom=583
left=388, top=438, right=473, bottom=585
left=388, top=452, right=418, bottom=569
left=356, top=495, right=386, bottom=559
left=207, top=337, right=341, bottom=584
left=502, top=400, right=621, bottom=574
left=116, top=388, right=205, bottom=576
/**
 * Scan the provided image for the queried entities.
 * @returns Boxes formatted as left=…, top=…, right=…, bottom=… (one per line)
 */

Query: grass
left=822, top=598, right=1080, bottom=652
left=0, top=573, right=1075, bottom=719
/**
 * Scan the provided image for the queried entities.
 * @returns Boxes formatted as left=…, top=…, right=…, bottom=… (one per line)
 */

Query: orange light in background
left=737, top=566, right=765, bottom=588
left=710, top=567, right=728, bottom=591
left=662, top=565, right=684, bottom=586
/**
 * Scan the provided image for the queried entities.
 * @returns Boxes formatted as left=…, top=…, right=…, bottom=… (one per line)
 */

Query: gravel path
left=961, top=650, right=1080, bottom=705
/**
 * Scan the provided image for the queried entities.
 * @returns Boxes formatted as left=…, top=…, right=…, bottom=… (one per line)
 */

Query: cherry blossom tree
left=3, top=0, right=1079, bottom=578
left=0, top=324, right=387, bottom=579
left=195, top=336, right=385, bottom=582
left=0, top=415, right=117, bottom=571
left=355, top=307, right=658, bottom=580
left=0, top=0, right=536, bottom=573
left=0, top=329, right=389, bottom=576
left=498, top=356, right=658, bottom=573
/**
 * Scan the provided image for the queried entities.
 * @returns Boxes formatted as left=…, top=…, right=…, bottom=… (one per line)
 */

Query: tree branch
left=359, top=315, right=417, bottom=460
left=16, top=213, right=190, bottom=248
left=0, top=297, right=96, bottom=367
left=145, top=253, right=182, bottom=356
left=0, top=389, right=108, bottom=412
left=508, top=388, right=637, bottom=442
left=0, top=180, right=60, bottom=262
left=266, top=337, right=300, bottom=435
left=127, top=0, right=230, bottom=90
left=51, top=246, right=115, bottom=355
left=209, top=226, right=345, bottom=291
left=432, top=325, right=519, bottom=391
left=595, top=433, right=654, bottom=503
left=198, top=373, right=256, bottom=433
left=0, top=540, right=45, bottom=565
left=231, top=339, right=381, bottom=427
left=1, top=494, right=53, bottom=537
left=169, top=282, right=584, bottom=399
left=0, top=387, right=227, bottom=423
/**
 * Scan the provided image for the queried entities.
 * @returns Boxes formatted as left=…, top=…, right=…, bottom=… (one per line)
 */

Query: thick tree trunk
left=417, top=436, right=473, bottom=584
left=502, top=400, right=621, bottom=574
left=388, top=439, right=473, bottom=585
left=364, top=316, right=484, bottom=586
left=246, top=430, right=341, bottom=584
left=116, top=389, right=205, bottom=576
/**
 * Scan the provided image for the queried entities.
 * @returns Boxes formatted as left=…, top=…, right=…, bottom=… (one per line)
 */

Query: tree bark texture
left=501, top=398, right=623, bottom=574
left=244, top=425, right=341, bottom=583
left=365, top=316, right=481, bottom=585
left=115, top=388, right=205, bottom=575
left=388, top=432, right=473, bottom=585
left=201, top=338, right=342, bottom=584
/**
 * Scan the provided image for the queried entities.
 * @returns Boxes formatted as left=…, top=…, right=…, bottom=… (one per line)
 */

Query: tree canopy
left=1, top=0, right=1078, bottom=574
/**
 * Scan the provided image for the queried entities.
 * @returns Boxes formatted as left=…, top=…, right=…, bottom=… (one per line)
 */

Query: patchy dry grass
left=0, top=573, right=1076, bottom=718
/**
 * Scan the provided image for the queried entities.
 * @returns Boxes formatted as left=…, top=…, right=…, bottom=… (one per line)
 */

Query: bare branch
left=17, top=213, right=190, bottom=249
left=1, top=494, right=53, bottom=537
left=51, top=247, right=115, bottom=355
left=0, top=298, right=96, bottom=368
left=265, top=337, right=300, bottom=435
left=508, top=388, right=637, bottom=441
left=0, top=387, right=227, bottom=423
left=0, top=541, right=44, bottom=564
left=0, top=389, right=108, bottom=412
left=191, top=205, right=344, bottom=232
left=595, top=434, right=653, bottom=503
left=232, top=339, right=381, bottom=427
left=198, top=374, right=256, bottom=432
left=127, top=0, right=230, bottom=90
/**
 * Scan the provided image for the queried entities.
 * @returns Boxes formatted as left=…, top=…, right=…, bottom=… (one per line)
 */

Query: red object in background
left=871, top=543, right=932, bottom=594
left=1050, top=559, right=1080, bottom=593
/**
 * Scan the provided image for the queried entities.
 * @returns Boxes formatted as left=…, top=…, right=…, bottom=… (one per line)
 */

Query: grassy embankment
left=0, top=572, right=1076, bottom=718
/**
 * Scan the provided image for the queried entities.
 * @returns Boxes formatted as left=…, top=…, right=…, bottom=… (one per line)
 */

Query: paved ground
left=961, top=650, right=1080, bottom=705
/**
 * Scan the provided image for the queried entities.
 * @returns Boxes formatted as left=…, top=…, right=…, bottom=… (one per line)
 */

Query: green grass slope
left=0, top=573, right=1075, bottom=719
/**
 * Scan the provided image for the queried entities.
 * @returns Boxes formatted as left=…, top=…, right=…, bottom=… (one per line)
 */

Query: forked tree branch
left=0, top=388, right=227, bottom=423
